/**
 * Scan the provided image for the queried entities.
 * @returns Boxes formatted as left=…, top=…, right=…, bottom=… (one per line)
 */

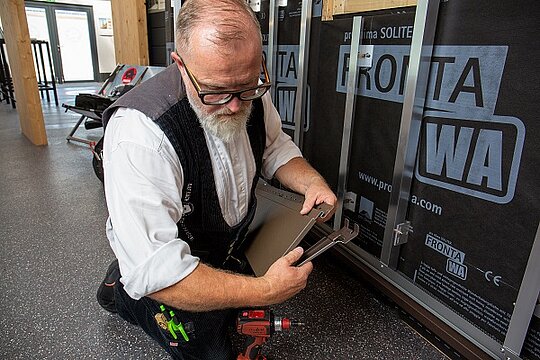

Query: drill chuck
left=273, top=317, right=304, bottom=332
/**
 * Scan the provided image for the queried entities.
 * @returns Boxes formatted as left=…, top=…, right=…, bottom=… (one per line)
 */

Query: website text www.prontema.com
left=358, top=171, right=443, bottom=216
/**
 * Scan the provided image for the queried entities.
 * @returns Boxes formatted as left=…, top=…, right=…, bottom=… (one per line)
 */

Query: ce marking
left=485, top=271, right=502, bottom=286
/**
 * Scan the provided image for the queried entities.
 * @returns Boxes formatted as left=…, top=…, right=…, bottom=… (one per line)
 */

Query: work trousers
left=114, top=281, right=236, bottom=360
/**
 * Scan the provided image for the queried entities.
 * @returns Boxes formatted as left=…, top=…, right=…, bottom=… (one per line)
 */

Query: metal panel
left=380, top=0, right=440, bottom=268
left=334, top=16, right=364, bottom=231
left=245, top=180, right=333, bottom=276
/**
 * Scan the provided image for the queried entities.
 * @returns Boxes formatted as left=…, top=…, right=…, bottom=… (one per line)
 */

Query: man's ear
left=171, top=51, right=183, bottom=68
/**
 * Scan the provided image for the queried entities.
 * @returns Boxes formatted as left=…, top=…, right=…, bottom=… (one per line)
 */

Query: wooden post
left=333, top=0, right=416, bottom=15
left=0, top=0, right=47, bottom=146
left=110, top=0, right=149, bottom=66
left=322, top=0, right=335, bottom=21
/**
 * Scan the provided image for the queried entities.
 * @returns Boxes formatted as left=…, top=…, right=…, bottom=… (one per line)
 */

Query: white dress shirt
left=103, top=92, right=302, bottom=300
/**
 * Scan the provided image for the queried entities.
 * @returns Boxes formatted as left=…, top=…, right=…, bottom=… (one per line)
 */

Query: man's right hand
left=149, top=247, right=313, bottom=311
left=259, top=247, right=313, bottom=305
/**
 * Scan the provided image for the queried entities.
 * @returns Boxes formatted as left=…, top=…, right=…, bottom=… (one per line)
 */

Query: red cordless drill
left=236, top=309, right=303, bottom=360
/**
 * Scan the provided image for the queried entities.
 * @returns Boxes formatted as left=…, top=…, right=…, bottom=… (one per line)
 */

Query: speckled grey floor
left=0, top=84, right=448, bottom=359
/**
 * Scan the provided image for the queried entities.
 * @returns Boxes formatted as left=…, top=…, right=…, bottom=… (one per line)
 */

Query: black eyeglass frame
left=177, top=52, right=272, bottom=106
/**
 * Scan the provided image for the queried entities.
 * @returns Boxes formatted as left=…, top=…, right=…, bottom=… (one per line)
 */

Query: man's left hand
left=274, top=157, right=337, bottom=222
left=300, top=176, right=337, bottom=222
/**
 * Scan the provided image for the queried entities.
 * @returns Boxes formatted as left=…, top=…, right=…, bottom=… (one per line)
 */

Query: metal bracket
left=499, top=346, right=522, bottom=360
left=297, top=219, right=360, bottom=266
left=248, top=0, right=261, bottom=12
left=393, top=221, right=413, bottom=246
left=358, top=45, right=374, bottom=68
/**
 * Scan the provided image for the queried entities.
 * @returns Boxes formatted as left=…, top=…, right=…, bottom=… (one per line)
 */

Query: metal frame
left=64, top=64, right=122, bottom=145
left=331, top=0, right=539, bottom=358
left=0, top=40, right=15, bottom=107
left=336, top=241, right=504, bottom=359
left=164, top=0, right=175, bottom=66
left=334, top=16, right=364, bottom=231
left=32, top=40, right=58, bottom=106
left=292, top=0, right=313, bottom=149
left=380, top=0, right=440, bottom=268
left=502, top=222, right=540, bottom=359
left=173, top=0, right=182, bottom=29
left=267, top=0, right=279, bottom=101
left=336, top=225, right=540, bottom=359
left=65, top=115, right=99, bottom=146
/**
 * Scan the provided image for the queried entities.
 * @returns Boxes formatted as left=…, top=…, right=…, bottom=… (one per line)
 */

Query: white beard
left=186, top=91, right=253, bottom=143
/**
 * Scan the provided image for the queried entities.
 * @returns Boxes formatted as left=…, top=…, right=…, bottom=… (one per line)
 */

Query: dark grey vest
left=102, top=65, right=266, bottom=270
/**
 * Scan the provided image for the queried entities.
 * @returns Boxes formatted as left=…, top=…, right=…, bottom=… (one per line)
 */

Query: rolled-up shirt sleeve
left=260, top=92, right=303, bottom=179
left=103, top=108, right=199, bottom=300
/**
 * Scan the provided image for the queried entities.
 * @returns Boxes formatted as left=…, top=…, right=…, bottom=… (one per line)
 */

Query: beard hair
left=187, top=91, right=253, bottom=143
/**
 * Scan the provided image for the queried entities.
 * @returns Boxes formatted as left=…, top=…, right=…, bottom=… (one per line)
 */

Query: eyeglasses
left=178, top=53, right=272, bottom=106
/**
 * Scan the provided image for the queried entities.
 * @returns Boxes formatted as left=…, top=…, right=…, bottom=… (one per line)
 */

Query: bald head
left=175, top=0, right=262, bottom=57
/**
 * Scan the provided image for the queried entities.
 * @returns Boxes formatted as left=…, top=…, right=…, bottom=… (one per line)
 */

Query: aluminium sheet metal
left=245, top=180, right=333, bottom=277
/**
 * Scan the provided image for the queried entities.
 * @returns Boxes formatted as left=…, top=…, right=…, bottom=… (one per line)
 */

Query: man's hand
left=299, top=176, right=337, bottom=221
left=274, top=157, right=337, bottom=222
left=259, top=247, right=313, bottom=305
left=149, top=247, right=313, bottom=311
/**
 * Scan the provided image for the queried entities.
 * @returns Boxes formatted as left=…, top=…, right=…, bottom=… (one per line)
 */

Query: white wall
left=33, top=0, right=116, bottom=74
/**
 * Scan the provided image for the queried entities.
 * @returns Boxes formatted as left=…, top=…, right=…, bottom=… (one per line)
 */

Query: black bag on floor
left=75, top=94, right=114, bottom=112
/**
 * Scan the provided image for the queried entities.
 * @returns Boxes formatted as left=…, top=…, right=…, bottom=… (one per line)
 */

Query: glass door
left=25, top=6, right=54, bottom=81
left=25, top=1, right=99, bottom=83
left=54, top=9, right=95, bottom=81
